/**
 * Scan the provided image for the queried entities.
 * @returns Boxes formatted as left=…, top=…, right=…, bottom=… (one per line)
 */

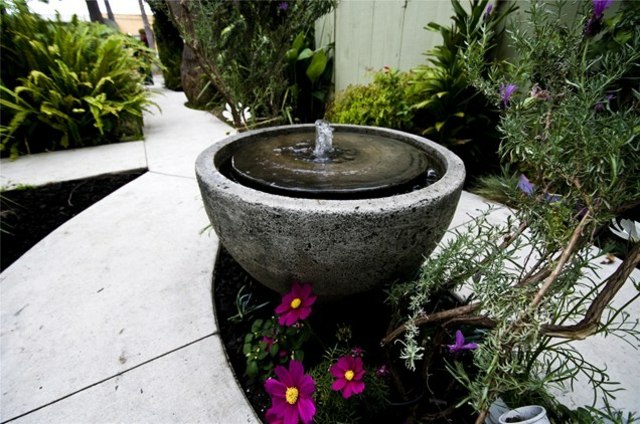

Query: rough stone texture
left=196, top=124, right=465, bottom=297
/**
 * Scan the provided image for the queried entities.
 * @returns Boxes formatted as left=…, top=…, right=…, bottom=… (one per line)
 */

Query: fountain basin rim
left=195, top=124, right=465, bottom=210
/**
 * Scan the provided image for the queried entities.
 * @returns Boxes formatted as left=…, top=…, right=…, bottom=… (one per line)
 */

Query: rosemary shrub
left=385, top=1, right=639, bottom=422
left=164, top=0, right=336, bottom=129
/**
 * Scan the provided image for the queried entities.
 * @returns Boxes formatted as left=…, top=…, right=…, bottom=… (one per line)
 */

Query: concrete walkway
left=1, top=84, right=638, bottom=422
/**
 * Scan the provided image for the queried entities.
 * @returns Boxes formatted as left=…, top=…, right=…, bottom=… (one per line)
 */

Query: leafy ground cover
left=213, top=247, right=480, bottom=423
left=0, top=170, right=145, bottom=271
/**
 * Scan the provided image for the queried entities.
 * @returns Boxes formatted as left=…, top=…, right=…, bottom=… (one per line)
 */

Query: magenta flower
left=264, top=360, right=316, bottom=424
left=275, top=282, right=317, bottom=327
left=262, top=336, right=275, bottom=351
left=351, top=346, right=364, bottom=357
left=593, top=0, right=613, bottom=17
left=447, top=330, right=478, bottom=354
left=500, top=83, right=517, bottom=107
left=330, top=355, right=366, bottom=399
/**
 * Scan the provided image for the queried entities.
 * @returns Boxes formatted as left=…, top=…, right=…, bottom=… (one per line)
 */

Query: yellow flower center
left=290, top=297, right=302, bottom=309
left=285, top=387, right=299, bottom=405
left=344, top=370, right=355, bottom=381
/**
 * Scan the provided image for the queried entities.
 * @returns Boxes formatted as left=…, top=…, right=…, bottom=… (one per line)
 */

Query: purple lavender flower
left=278, top=1, right=289, bottom=11
left=587, top=0, right=614, bottom=35
left=500, top=83, right=517, bottom=107
left=517, top=174, right=535, bottom=196
left=447, top=330, right=478, bottom=354
left=593, top=0, right=614, bottom=17
left=595, top=93, right=615, bottom=112
left=484, top=3, right=493, bottom=20
left=543, top=193, right=561, bottom=203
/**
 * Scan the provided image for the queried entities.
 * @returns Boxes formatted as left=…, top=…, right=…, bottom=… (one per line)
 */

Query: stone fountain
left=195, top=122, right=465, bottom=298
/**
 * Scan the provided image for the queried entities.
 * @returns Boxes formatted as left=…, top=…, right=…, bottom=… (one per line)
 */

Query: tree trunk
left=138, top=0, right=156, bottom=51
left=103, top=0, right=116, bottom=21
left=180, top=44, right=216, bottom=108
left=85, top=0, right=104, bottom=23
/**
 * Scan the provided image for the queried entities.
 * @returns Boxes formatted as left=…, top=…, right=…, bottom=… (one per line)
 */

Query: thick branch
left=542, top=242, right=640, bottom=339
left=381, top=222, right=530, bottom=347
left=381, top=303, right=481, bottom=346
left=167, top=0, right=244, bottom=128
left=529, top=210, right=591, bottom=309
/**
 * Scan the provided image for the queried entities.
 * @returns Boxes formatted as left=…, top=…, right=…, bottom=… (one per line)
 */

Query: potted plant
left=499, top=405, right=550, bottom=424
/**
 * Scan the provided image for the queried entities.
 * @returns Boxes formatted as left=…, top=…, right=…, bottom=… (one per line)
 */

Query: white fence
left=316, top=0, right=460, bottom=92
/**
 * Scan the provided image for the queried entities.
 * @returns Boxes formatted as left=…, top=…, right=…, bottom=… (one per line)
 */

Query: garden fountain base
left=196, top=124, right=465, bottom=297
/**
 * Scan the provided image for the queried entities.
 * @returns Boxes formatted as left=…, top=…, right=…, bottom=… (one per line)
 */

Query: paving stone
left=449, top=191, right=514, bottom=230
left=0, top=141, right=147, bottom=191
left=142, top=90, right=235, bottom=179
left=9, top=336, right=259, bottom=424
left=0, top=172, right=218, bottom=421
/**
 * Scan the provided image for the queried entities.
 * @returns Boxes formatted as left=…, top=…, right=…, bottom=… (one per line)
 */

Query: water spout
left=314, top=119, right=334, bottom=159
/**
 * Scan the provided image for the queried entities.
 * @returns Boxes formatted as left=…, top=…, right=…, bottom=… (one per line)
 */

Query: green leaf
left=306, top=50, right=328, bottom=83
left=297, top=48, right=313, bottom=61
left=242, top=343, right=252, bottom=355
left=246, top=361, right=259, bottom=378
left=312, top=90, right=326, bottom=101
left=285, top=48, right=298, bottom=62
left=292, top=32, right=305, bottom=53
left=435, top=121, right=445, bottom=131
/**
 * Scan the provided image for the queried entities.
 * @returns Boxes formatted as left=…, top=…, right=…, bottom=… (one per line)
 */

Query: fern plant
left=0, top=1, right=157, bottom=158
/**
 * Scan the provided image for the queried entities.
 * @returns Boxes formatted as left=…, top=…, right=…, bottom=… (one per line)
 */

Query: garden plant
left=327, top=0, right=517, bottom=181
left=0, top=0, right=157, bottom=158
left=217, top=0, right=639, bottom=423
left=146, top=0, right=183, bottom=91
left=163, top=0, right=336, bottom=129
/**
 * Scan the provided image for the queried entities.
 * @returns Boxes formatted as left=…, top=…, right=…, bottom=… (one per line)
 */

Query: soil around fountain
left=213, top=247, right=479, bottom=423
left=0, top=170, right=146, bottom=271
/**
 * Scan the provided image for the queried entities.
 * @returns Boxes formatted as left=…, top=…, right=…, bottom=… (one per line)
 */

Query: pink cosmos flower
left=262, top=336, right=275, bottom=351
left=275, top=282, right=317, bottom=327
left=330, top=355, right=366, bottom=399
left=264, top=360, right=316, bottom=424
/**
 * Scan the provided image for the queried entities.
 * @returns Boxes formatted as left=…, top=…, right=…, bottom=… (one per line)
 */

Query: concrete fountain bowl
left=195, top=124, right=465, bottom=298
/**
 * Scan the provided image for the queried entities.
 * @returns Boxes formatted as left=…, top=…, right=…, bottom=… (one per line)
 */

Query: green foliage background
left=0, top=1, right=156, bottom=158
left=325, top=0, right=516, bottom=181
left=167, top=0, right=336, bottom=127
left=326, top=69, right=414, bottom=130
left=146, top=0, right=183, bottom=91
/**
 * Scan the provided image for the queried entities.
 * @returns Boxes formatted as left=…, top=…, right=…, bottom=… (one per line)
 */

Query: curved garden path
left=1, top=82, right=638, bottom=422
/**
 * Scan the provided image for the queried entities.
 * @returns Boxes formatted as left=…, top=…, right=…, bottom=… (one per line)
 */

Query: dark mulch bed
left=0, top=170, right=146, bottom=271
left=213, top=247, right=478, bottom=423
